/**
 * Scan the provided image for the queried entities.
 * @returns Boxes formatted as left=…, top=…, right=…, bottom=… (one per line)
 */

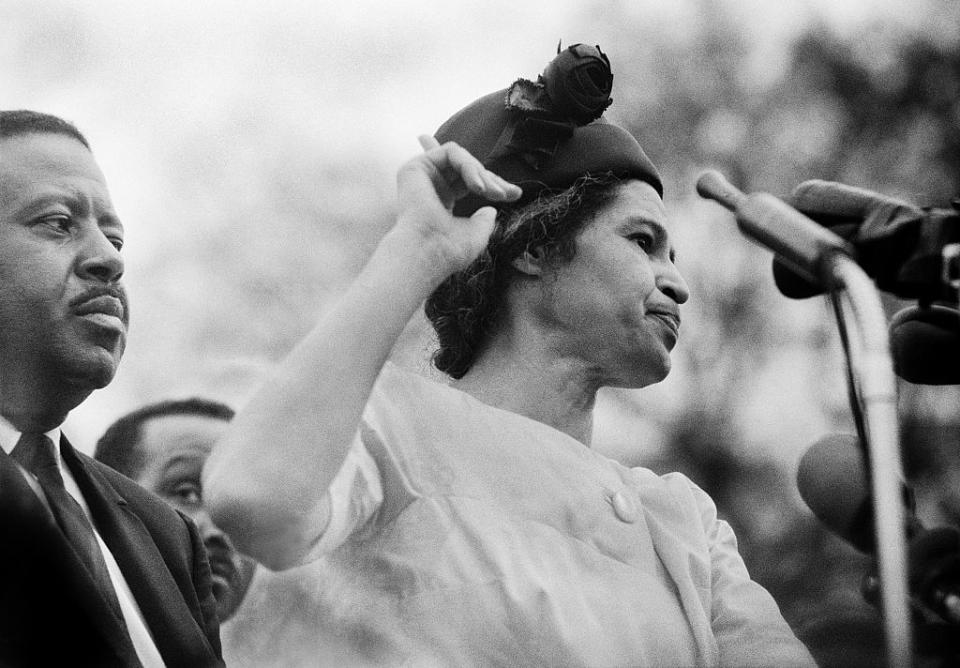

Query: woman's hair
left=425, top=171, right=624, bottom=379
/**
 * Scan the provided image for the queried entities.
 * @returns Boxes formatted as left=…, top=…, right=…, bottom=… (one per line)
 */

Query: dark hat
left=435, top=43, right=662, bottom=216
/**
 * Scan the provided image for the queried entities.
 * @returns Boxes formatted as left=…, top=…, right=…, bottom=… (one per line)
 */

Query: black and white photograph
left=2, top=1, right=959, bottom=666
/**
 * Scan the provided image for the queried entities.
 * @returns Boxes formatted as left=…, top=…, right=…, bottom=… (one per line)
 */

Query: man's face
left=134, top=413, right=255, bottom=622
left=0, top=133, right=128, bottom=392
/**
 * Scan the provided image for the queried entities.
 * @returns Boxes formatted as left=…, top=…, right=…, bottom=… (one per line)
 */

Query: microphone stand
left=697, top=171, right=913, bottom=668
left=830, top=255, right=912, bottom=668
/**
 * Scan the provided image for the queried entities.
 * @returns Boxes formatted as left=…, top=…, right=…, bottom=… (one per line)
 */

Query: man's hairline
left=0, top=129, right=92, bottom=151
left=127, top=411, right=233, bottom=481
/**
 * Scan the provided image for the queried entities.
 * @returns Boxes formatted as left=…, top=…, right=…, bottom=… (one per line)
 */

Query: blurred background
left=3, top=0, right=960, bottom=664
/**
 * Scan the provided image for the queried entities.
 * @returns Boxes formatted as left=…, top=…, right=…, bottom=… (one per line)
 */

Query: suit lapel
left=0, top=446, right=139, bottom=665
left=61, top=437, right=215, bottom=664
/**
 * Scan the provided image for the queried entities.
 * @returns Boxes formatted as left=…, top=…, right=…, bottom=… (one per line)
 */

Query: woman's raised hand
left=395, top=136, right=522, bottom=273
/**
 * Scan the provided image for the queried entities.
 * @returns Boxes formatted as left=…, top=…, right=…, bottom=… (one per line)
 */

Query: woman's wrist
left=370, top=223, right=464, bottom=291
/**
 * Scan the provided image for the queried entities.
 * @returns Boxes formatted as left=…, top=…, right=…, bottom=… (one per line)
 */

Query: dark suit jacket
left=0, top=435, right=224, bottom=667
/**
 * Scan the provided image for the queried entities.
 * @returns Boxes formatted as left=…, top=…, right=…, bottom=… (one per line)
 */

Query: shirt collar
left=0, top=413, right=63, bottom=464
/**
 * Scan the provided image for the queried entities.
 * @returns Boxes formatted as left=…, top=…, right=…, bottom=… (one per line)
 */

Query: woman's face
left=534, top=178, right=689, bottom=388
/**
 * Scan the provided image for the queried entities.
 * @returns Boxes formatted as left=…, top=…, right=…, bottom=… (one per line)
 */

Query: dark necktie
left=11, top=432, right=127, bottom=622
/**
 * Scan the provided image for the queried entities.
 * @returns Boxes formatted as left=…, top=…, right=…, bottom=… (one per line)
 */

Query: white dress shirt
left=0, top=415, right=166, bottom=668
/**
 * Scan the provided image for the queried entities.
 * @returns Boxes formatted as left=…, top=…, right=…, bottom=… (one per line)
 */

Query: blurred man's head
left=0, top=110, right=127, bottom=429
left=95, top=398, right=255, bottom=621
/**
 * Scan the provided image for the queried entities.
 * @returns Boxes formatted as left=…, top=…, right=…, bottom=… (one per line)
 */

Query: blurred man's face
left=0, top=133, right=128, bottom=396
left=134, top=413, right=255, bottom=622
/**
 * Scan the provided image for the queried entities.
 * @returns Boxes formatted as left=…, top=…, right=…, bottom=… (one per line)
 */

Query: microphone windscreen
left=889, top=305, right=960, bottom=385
left=797, top=434, right=877, bottom=552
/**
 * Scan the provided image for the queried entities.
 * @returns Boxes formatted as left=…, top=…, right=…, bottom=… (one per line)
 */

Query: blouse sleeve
left=302, top=428, right=385, bottom=561
left=691, top=483, right=818, bottom=667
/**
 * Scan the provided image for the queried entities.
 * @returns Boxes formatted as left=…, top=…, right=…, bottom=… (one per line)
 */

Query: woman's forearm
left=204, top=227, right=454, bottom=567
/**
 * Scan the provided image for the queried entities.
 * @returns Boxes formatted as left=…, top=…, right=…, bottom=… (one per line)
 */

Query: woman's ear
left=510, top=247, right=548, bottom=276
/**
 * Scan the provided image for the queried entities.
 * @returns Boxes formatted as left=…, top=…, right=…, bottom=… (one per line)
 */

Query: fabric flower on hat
left=491, top=43, right=614, bottom=168
left=540, top=43, right=613, bottom=124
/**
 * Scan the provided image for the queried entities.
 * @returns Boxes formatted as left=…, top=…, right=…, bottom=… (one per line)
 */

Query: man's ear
left=510, top=247, right=548, bottom=276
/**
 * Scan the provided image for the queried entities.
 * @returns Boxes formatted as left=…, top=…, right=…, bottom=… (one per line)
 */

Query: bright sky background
left=1, top=0, right=944, bottom=451
left=3, top=0, right=939, bottom=257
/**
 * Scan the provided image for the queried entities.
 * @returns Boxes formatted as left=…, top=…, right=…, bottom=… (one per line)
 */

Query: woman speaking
left=206, top=43, right=815, bottom=667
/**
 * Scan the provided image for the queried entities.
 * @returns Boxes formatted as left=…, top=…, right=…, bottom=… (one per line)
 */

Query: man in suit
left=0, top=109, right=224, bottom=667
left=93, top=398, right=408, bottom=668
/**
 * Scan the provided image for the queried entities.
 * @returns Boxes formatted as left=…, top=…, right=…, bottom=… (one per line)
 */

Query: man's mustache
left=70, top=285, right=129, bottom=322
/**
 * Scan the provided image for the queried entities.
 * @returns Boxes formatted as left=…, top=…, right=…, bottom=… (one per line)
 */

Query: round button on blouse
left=610, top=490, right=638, bottom=523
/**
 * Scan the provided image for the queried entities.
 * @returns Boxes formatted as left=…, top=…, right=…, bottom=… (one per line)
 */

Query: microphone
left=696, top=171, right=853, bottom=288
left=889, top=305, right=960, bottom=385
left=797, top=434, right=920, bottom=552
left=797, top=434, right=960, bottom=625
left=775, top=180, right=923, bottom=298
left=773, top=180, right=960, bottom=302
left=773, top=180, right=922, bottom=298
